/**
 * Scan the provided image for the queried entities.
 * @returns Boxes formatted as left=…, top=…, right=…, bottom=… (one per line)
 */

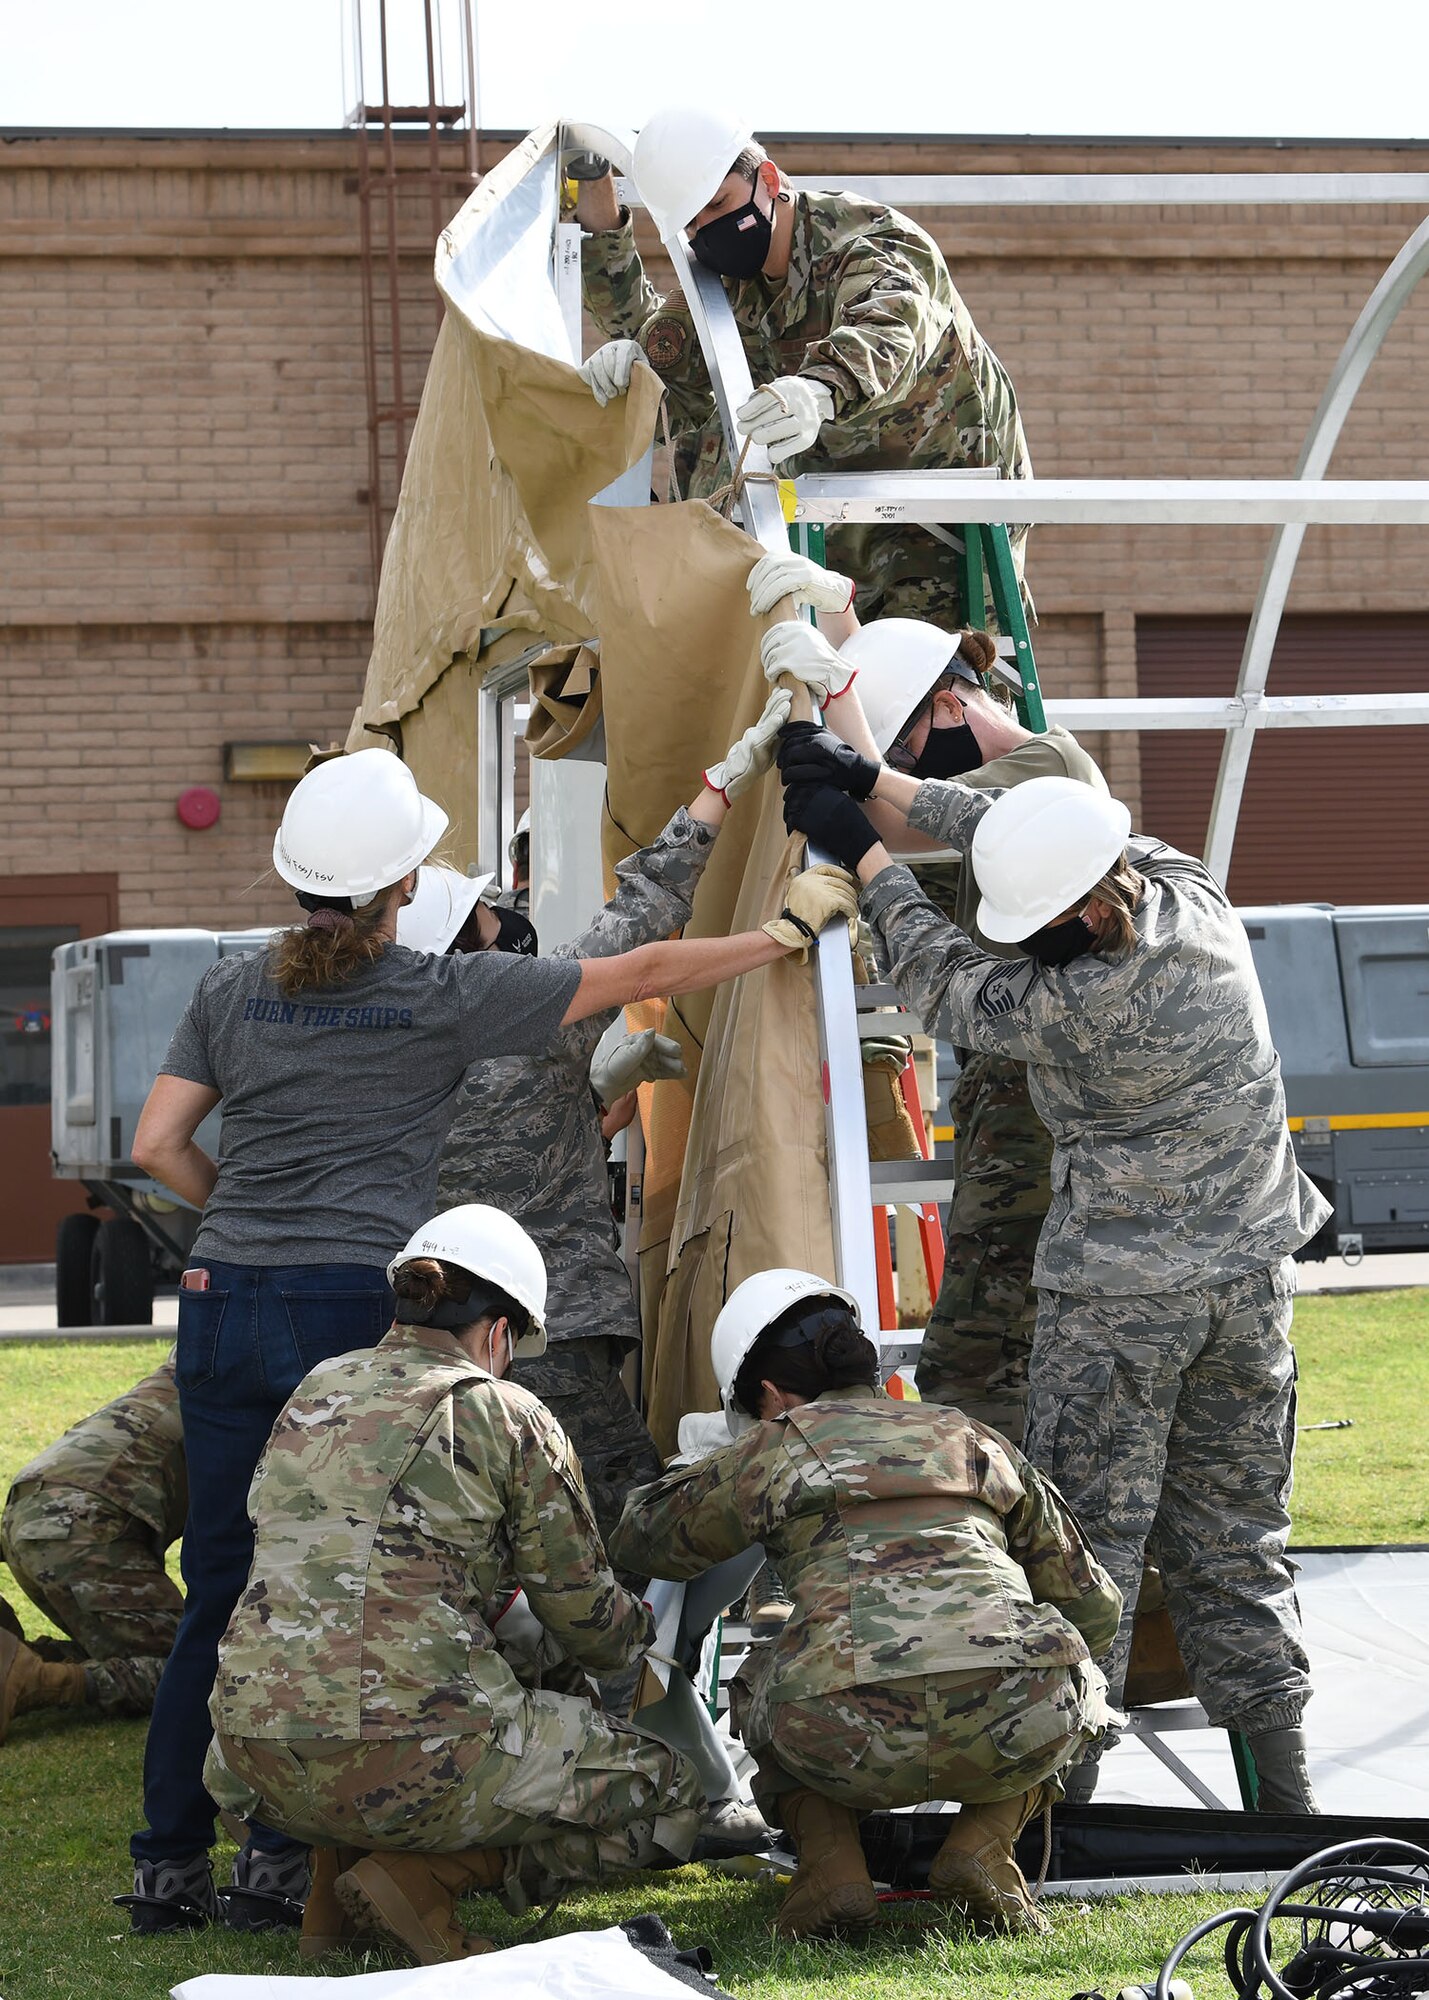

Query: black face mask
left=691, top=176, right=773, bottom=278
left=1020, top=914, right=1096, bottom=968
left=488, top=905, right=539, bottom=957
left=910, top=718, right=984, bottom=780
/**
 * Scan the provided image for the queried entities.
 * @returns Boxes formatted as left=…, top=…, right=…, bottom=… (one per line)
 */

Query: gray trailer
left=50, top=927, right=271, bottom=1325
left=1240, top=904, right=1429, bottom=1261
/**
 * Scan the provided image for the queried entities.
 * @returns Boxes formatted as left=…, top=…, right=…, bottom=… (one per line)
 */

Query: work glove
left=777, top=719, right=880, bottom=799
left=703, top=687, right=792, bottom=803
left=761, top=861, right=861, bottom=960
left=746, top=550, right=855, bottom=618
left=579, top=338, right=647, bottom=408
left=782, top=784, right=881, bottom=873
left=669, top=1410, right=731, bottom=1468
left=760, top=621, right=856, bottom=702
left=860, top=1031, right=913, bottom=1072
left=735, top=376, right=834, bottom=461
left=591, top=1028, right=686, bottom=1108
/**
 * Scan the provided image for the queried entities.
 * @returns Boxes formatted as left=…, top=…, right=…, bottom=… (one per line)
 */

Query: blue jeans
left=131, top=1260, right=392, bottom=1864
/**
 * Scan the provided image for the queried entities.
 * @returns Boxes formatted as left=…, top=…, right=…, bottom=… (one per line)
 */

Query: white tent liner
left=1094, top=1550, right=1429, bottom=1815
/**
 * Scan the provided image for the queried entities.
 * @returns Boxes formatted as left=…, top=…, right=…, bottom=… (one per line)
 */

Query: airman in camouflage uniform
left=436, top=807, right=718, bottom=1557
left=582, top=191, right=1032, bottom=626
left=610, top=1383, right=1120, bottom=1823
left=861, top=778, right=1331, bottom=1756
left=909, top=728, right=1108, bottom=1443
left=1, top=1357, right=186, bottom=1717
left=205, top=1323, right=704, bottom=1912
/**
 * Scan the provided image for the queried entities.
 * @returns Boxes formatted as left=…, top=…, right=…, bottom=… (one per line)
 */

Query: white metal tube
left=784, top=173, right=1429, bottom=209
left=1046, top=693, right=1429, bottom=731
left=790, top=474, right=1429, bottom=526
left=1204, top=210, right=1429, bottom=881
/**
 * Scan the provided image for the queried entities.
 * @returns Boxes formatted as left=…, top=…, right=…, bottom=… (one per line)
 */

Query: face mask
left=1020, top=913, right=1097, bottom=968
left=691, top=175, right=773, bottom=278
left=911, top=717, right=984, bottom=780
left=488, top=905, right=539, bottom=957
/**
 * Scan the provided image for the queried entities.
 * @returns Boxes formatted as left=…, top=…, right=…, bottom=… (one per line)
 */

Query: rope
left=505, top=1894, right=565, bottom=1945
left=658, top=396, right=681, bottom=504
left=1033, top=1800, right=1053, bottom=1899
left=705, top=430, right=782, bottom=520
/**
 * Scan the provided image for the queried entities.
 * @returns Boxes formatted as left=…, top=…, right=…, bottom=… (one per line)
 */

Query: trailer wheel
left=91, top=1217, right=154, bottom=1326
left=56, top=1212, right=100, bottom=1326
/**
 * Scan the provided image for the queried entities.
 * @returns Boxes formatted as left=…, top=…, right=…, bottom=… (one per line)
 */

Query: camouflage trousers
left=916, top=1053, right=1052, bottom=1444
left=511, top=1338, right=663, bottom=1579
left=0, top=1480, right=181, bottom=1716
left=1025, top=1259, right=1310, bottom=1736
left=729, top=1640, right=1108, bottom=1821
left=207, top=1685, right=703, bottom=1911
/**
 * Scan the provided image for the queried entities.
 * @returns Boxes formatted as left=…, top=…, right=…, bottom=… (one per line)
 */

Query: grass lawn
left=1, top=1290, right=1424, bottom=2000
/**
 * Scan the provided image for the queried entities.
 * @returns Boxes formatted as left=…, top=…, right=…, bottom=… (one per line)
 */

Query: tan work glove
left=762, top=862, right=860, bottom=961
left=703, top=687, right=792, bottom=803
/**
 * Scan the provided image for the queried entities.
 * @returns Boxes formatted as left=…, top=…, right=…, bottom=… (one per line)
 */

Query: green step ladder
left=788, top=518, right=1046, bottom=733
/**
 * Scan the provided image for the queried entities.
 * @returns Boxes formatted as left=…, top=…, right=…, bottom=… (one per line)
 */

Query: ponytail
left=267, top=892, right=394, bottom=998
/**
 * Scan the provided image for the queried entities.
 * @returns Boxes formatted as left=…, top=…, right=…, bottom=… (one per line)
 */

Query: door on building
left=1137, top=615, right=1429, bottom=904
left=0, top=875, right=119, bottom=1265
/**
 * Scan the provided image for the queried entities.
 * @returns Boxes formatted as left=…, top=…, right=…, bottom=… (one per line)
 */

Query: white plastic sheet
left=172, top=1923, right=704, bottom=2000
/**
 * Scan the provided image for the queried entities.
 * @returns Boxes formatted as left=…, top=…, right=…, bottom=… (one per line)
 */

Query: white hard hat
left=710, top=1267, right=861, bottom=1438
left=514, top=808, right=531, bottom=838
left=398, top=865, right=495, bottom=954
left=273, top=750, right=449, bottom=907
left=973, top=776, right=1133, bottom=944
left=633, top=105, right=754, bottom=237
left=388, top=1203, right=548, bottom=1359
left=840, top=618, right=977, bottom=755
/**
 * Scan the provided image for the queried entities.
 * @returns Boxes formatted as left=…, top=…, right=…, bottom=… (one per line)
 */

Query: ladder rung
left=856, top=1012, right=916, bottom=1039
left=855, top=982, right=905, bottom=1009
left=869, top=1160, right=955, bottom=1202
left=875, top=1333, right=925, bottom=1369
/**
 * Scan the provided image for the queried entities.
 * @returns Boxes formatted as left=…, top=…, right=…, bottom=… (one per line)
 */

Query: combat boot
left=0, top=1628, right=88, bottom=1741
left=927, top=1782, right=1056, bottom=1935
left=773, top=1788, right=878, bottom=1939
left=1245, top=1725, right=1320, bottom=1814
left=300, top=1846, right=377, bottom=1960
left=334, top=1849, right=506, bottom=1965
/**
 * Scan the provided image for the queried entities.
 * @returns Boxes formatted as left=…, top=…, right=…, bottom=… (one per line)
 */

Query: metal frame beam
left=1205, top=210, right=1429, bottom=881
left=789, top=474, right=1429, bottom=526
left=1046, top=693, right=1429, bottom=731
left=782, top=173, right=1429, bottom=209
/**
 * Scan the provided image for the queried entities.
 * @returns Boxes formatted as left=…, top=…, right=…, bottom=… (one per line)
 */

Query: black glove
left=782, top=783, right=880, bottom=871
left=776, top=721, right=880, bottom=800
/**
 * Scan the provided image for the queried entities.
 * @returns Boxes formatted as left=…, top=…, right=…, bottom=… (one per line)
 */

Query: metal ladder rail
left=663, top=245, right=881, bottom=1335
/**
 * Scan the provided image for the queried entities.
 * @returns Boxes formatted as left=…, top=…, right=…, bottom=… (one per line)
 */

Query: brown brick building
left=3, top=127, right=1428, bottom=1254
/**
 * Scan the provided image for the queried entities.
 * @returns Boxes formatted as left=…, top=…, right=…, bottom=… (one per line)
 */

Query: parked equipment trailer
left=49, top=928, right=271, bottom=1325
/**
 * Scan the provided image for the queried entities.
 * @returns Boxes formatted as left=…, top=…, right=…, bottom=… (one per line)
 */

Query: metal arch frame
left=449, top=131, right=1429, bottom=1329
left=1204, top=210, right=1429, bottom=882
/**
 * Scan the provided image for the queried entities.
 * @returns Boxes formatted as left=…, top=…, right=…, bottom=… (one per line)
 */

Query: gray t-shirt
left=160, top=942, right=582, bottom=1268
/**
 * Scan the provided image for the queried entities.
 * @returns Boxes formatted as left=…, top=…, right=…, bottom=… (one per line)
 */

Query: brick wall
left=2, top=129, right=1427, bottom=929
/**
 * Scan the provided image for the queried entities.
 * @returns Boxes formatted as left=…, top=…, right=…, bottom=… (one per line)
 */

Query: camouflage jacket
left=582, top=194, right=1030, bottom=610
left=211, top=1325, right=652, bottom=1741
left=437, top=808, right=716, bottom=1348
left=610, top=1384, right=1120, bottom=1705
left=5, top=1356, right=186, bottom=1543
left=864, top=782, right=1333, bottom=1296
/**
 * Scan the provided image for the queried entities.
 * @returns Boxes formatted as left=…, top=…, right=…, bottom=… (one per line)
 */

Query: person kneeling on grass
left=204, top=1206, right=705, bottom=1967
left=608, top=1269, right=1122, bottom=1940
